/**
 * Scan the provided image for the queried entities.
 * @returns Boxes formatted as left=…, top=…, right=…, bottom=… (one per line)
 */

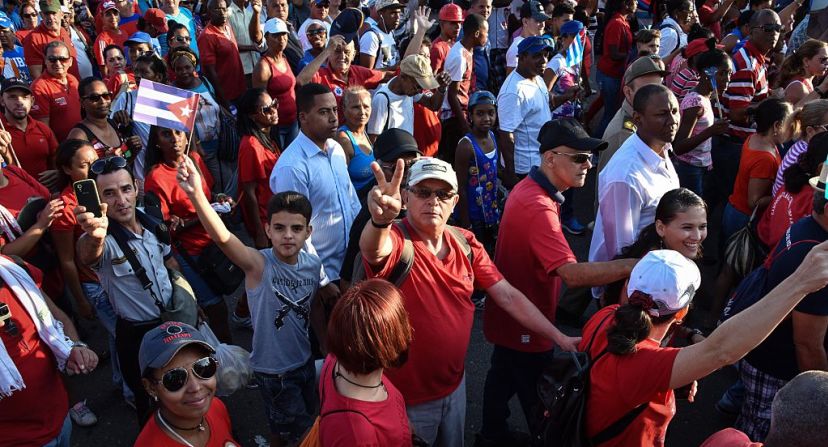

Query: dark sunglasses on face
left=90, top=155, right=127, bottom=175
left=549, top=151, right=592, bottom=164
left=152, top=356, right=218, bottom=393
left=47, top=56, right=70, bottom=63
left=173, top=36, right=191, bottom=43
left=261, top=100, right=279, bottom=114
left=22, top=13, right=37, bottom=18
left=382, top=159, right=417, bottom=172
left=84, top=92, right=112, bottom=102
left=409, top=186, right=457, bottom=201
left=753, top=23, right=782, bottom=33
left=307, top=28, right=327, bottom=36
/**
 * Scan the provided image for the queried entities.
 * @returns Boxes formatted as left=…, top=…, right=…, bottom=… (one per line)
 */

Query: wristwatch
left=71, top=340, right=89, bottom=349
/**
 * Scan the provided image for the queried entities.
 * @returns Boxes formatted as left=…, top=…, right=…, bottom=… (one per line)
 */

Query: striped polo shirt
left=722, top=41, right=768, bottom=140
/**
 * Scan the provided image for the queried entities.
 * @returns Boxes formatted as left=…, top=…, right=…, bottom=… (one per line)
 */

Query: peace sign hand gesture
left=367, top=159, right=405, bottom=226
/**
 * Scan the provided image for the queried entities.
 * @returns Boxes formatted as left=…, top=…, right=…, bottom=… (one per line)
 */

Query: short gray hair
left=765, top=371, right=828, bottom=447
left=43, top=40, right=70, bottom=57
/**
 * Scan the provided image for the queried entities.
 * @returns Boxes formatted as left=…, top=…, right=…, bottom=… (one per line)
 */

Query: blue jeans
left=481, top=346, right=555, bottom=441
left=274, top=122, right=299, bottom=150
left=81, top=282, right=132, bottom=401
left=674, top=160, right=707, bottom=197
left=596, top=68, right=622, bottom=137
left=254, top=359, right=318, bottom=441
left=42, top=414, right=71, bottom=447
left=407, top=375, right=467, bottom=447
left=174, top=253, right=224, bottom=307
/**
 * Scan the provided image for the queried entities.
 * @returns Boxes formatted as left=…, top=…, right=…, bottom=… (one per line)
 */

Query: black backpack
left=533, top=312, right=646, bottom=447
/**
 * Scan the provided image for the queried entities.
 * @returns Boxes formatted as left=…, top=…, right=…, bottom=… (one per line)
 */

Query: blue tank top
left=341, top=126, right=375, bottom=190
left=456, top=131, right=500, bottom=226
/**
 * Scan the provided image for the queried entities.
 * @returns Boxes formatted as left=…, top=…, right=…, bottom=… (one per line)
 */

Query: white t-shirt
left=497, top=70, right=552, bottom=174
left=359, top=18, right=398, bottom=69
left=505, top=35, right=525, bottom=68
left=657, top=17, right=686, bottom=58
left=366, top=80, right=422, bottom=135
left=488, top=8, right=510, bottom=50
left=440, top=41, right=471, bottom=118
left=297, top=18, right=330, bottom=52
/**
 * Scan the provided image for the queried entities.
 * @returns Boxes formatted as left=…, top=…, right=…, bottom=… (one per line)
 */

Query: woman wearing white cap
left=580, top=247, right=828, bottom=446
left=136, top=321, right=239, bottom=447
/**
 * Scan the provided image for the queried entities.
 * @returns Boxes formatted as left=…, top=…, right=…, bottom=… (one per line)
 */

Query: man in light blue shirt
left=270, top=83, right=361, bottom=281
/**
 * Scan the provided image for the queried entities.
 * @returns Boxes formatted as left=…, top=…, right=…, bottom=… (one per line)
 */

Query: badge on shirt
left=623, top=117, right=637, bottom=132
left=55, top=96, right=67, bottom=106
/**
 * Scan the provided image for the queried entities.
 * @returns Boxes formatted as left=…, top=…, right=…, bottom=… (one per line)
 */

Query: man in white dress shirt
left=270, top=83, right=361, bottom=282
left=589, top=84, right=680, bottom=272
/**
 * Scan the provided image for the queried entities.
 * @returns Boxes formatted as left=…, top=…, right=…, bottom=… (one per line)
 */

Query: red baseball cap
left=144, top=8, right=168, bottom=33
left=439, top=3, right=463, bottom=22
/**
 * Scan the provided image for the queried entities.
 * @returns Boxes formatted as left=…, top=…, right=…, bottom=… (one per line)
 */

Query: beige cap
left=400, top=55, right=439, bottom=90
left=407, top=157, right=458, bottom=192
left=623, top=55, right=670, bottom=86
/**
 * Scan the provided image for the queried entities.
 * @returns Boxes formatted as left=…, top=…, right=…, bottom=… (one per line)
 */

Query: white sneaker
left=69, top=400, right=98, bottom=427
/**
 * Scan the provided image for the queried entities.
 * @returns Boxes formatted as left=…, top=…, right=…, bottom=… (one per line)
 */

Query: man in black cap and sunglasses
left=75, top=156, right=183, bottom=426
left=478, top=118, right=638, bottom=446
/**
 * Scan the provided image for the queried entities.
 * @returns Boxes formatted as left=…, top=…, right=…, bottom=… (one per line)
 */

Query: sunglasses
left=753, top=23, right=782, bottom=33
left=47, top=56, right=70, bottom=63
left=84, top=92, right=112, bottom=102
left=549, top=151, right=592, bottom=164
left=381, top=159, right=417, bottom=171
left=152, top=357, right=218, bottom=393
left=173, top=36, right=191, bottom=43
left=409, top=186, right=456, bottom=201
left=307, top=28, right=327, bottom=36
left=22, top=13, right=37, bottom=18
left=261, top=100, right=279, bottom=114
left=91, top=155, right=127, bottom=175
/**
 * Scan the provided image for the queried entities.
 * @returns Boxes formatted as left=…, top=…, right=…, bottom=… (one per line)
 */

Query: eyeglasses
left=549, top=151, right=592, bottom=164
left=83, top=92, right=112, bottom=102
left=261, top=99, right=279, bottom=114
left=173, top=36, right=191, bottom=43
left=47, top=56, right=70, bottom=63
left=151, top=357, right=218, bottom=392
left=90, top=155, right=127, bottom=175
left=307, top=28, right=327, bottom=36
left=408, top=186, right=457, bottom=201
left=753, top=23, right=782, bottom=33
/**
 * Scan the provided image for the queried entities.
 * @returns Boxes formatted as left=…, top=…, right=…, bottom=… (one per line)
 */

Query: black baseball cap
left=139, top=322, right=215, bottom=376
left=1, top=77, right=31, bottom=94
left=520, top=0, right=550, bottom=21
left=373, top=128, right=422, bottom=162
left=538, top=118, right=608, bottom=153
left=330, top=7, right=363, bottom=45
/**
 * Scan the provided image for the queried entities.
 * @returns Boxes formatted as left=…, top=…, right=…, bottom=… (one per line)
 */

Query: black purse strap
left=108, top=223, right=166, bottom=315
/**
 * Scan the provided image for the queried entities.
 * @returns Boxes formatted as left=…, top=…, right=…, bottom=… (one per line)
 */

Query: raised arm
left=177, top=157, right=266, bottom=285
left=296, top=35, right=343, bottom=86
left=75, top=203, right=109, bottom=267
left=359, top=159, right=404, bottom=266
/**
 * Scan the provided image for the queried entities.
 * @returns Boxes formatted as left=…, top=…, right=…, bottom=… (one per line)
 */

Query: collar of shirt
left=742, top=40, right=767, bottom=66
left=294, top=130, right=337, bottom=158
left=631, top=133, right=671, bottom=168
left=622, top=99, right=634, bottom=116
left=528, top=166, right=565, bottom=203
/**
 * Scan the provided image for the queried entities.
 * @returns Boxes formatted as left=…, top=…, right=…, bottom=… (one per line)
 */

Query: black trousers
left=438, top=116, right=466, bottom=166
left=116, top=317, right=161, bottom=427
left=480, top=345, right=555, bottom=440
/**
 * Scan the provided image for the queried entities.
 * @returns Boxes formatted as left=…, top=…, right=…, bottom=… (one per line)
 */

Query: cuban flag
left=133, top=79, right=200, bottom=133
left=564, top=27, right=586, bottom=68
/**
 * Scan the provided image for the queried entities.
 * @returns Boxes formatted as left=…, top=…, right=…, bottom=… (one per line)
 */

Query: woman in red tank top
left=252, top=18, right=298, bottom=150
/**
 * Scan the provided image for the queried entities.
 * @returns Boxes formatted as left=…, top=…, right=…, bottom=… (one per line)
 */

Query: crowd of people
left=2, top=0, right=828, bottom=446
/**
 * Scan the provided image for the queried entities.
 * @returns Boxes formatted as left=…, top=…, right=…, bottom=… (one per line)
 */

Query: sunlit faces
left=634, top=90, right=680, bottom=145
left=64, top=145, right=99, bottom=183
left=127, top=43, right=152, bottom=64
left=545, top=145, right=592, bottom=189
left=266, top=210, right=311, bottom=263
left=81, top=80, right=113, bottom=119
left=170, top=28, right=192, bottom=50
left=468, top=0, right=492, bottom=19
left=306, top=23, right=327, bottom=50
left=298, top=92, right=338, bottom=141
left=402, top=178, right=459, bottom=230
left=469, top=103, right=495, bottom=133
left=342, top=89, right=371, bottom=128
left=1, top=89, right=33, bottom=120
left=266, top=30, right=289, bottom=53
left=104, top=47, right=126, bottom=74
left=103, top=8, right=120, bottom=30
left=656, top=205, right=708, bottom=259
left=805, top=46, right=828, bottom=78
left=143, top=346, right=217, bottom=422
left=96, top=169, right=137, bottom=225
left=267, top=0, right=289, bottom=21
left=20, top=4, right=37, bottom=29
left=45, top=44, right=73, bottom=77
left=155, top=127, right=188, bottom=163
left=637, top=37, right=660, bottom=56
left=252, top=92, right=279, bottom=127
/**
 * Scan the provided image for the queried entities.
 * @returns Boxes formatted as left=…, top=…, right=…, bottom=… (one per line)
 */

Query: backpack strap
left=590, top=403, right=648, bottom=445
left=376, top=91, right=391, bottom=132
left=446, top=226, right=473, bottom=265
left=762, top=238, right=821, bottom=269
left=387, top=222, right=415, bottom=286
left=107, top=220, right=167, bottom=315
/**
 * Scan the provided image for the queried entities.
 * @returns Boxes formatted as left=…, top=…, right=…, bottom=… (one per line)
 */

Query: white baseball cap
left=406, top=157, right=458, bottom=192
left=264, top=18, right=288, bottom=35
left=626, top=250, right=701, bottom=317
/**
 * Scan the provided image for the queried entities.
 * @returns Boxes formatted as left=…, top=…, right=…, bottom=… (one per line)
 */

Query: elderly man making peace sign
left=358, top=156, right=580, bottom=447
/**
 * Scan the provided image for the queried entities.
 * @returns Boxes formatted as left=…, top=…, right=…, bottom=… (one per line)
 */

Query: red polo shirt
left=22, top=24, right=80, bottom=79
left=0, top=260, right=70, bottom=447
left=722, top=41, right=769, bottom=141
left=238, top=135, right=280, bottom=234
left=311, top=65, right=385, bottom=123
left=93, top=29, right=129, bottom=70
left=485, top=174, right=577, bottom=352
left=197, top=24, right=246, bottom=102
left=30, top=72, right=82, bottom=141
left=51, top=184, right=99, bottom=283
left=2, top=115, right=58, bottom=178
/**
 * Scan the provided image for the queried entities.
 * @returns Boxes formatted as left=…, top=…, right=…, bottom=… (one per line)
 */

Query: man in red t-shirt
left=22, top=0, right=80, bottom=80
left=479, top=119, right=638, bottom=444
left=93, top=1, right=129, bottom=72
left=197, top=0, right=246, bottom=105
left=30, top=41, right=82, bottom=141
left=430, top=3, right=463, bottom=73
left=0, top=78, right=58, bottom=181
left=360, top=157, right=580, bottom=447
left=0, top=257, right=99, bottom=446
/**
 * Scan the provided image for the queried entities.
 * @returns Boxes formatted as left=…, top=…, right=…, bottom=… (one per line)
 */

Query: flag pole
left=185, top=95, right=201, bottom=156
left=0, top=119, right=21, bottom=169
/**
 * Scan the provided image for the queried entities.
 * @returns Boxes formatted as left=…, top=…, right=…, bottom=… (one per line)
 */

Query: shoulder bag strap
left=590, top=402, right=648, bottom=445
left=108, top=224, right=166, bottom=315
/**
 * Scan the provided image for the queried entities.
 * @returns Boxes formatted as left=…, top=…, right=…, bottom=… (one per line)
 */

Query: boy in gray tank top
left=177, top=157, right=335, bottom=446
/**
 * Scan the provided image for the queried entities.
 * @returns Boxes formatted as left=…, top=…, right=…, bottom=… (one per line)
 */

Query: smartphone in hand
left=73, top=179, right=102, bottom=218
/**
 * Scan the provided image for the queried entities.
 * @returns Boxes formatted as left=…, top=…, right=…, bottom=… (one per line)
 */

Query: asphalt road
left=66, top=166, right=739, bottom=447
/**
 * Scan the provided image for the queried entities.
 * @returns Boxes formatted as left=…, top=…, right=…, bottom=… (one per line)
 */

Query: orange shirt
left=22, top=24, right=80, bottom=79
left=728, top=136, right=781, bottom=215
left=1, top=115, right=58, bottom=178
left=93, top=29, right=129, bottom=70
left=30, top=72, right=82, bottom=141
left=197, top=24, right=246, bottom=102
